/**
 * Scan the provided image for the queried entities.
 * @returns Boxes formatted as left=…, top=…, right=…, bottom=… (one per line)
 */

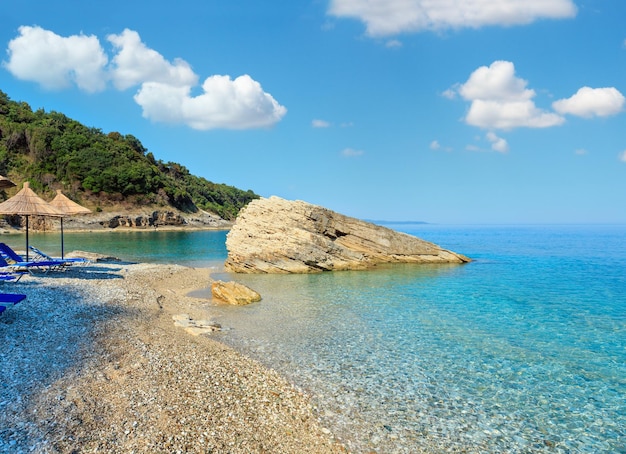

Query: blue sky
left=1, top=0, right=624, bottom=223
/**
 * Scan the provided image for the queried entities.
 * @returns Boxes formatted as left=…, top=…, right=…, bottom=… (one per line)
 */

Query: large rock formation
left=225, top=196, right=470, bottom=273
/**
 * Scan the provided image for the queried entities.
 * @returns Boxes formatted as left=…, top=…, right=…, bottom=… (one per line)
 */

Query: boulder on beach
left=224, top=196, right=470, bottom=274
left=211, top=280, right=262, bottom=305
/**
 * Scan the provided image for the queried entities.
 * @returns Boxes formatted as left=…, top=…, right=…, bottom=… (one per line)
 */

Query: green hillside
left=0, top=90, right=258, bottom=220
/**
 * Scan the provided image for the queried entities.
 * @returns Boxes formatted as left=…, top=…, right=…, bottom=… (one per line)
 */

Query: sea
left=10, top=224, right=626, bottom=453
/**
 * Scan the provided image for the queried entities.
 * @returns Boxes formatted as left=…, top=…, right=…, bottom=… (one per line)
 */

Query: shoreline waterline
left=2, top=229, right=232, bottom=269
left=0, top=224, right=231, bottom=236
left=3, top=224, right=624, bottom=452
left=0, top=262, right=345, bottom=453
left=210, top=224, right=626, bottom=453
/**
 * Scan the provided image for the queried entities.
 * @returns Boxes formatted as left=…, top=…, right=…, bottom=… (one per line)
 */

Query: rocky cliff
left=98, top=210, right=230, bottom=229
left=224, top=196, right=470, bottom=273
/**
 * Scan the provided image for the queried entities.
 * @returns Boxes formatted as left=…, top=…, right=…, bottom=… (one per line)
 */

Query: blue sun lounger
left=0, top=292, right=27, bottom=315
left=0, top=270, right=26, bottom=282
left=29, top=246, right=89, bottom=265
left=0, top=243, right=68, bottom=273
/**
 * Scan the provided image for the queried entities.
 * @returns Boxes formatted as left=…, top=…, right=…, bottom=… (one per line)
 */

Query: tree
left=0, top=88, right=259, bottom=218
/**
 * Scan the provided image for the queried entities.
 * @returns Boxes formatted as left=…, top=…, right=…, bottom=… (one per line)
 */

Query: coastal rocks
left=3, top=214, right=55, bottom=231
left=225, top=196, right=470, bottom=274
left=172, top=314, right=222, bottom=335
left=105, top=211, right=187, bottom=229
left=211, top=281, right=262, bottom=305
left=185, top=210, right=232, bottom=228
left=2, top=209, right=231, bottom=232
left=65, top=250, right=121, bottom=262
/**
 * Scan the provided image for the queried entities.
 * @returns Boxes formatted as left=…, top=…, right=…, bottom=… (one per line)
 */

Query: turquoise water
left=210, top=225, right=626, bottom=453
left=5, top=225, right=625, bottom=452
left=3, top=229, right=228, bottom=267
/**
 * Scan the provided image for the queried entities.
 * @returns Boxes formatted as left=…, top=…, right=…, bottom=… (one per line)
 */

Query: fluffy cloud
left=552, top=87, right=625, bottom=118
left=429, top=140, right=441, bottom=150
left=4, top=26, right=108, bottom=92
left=486, top=132, right=509, bottom=153
left=4, top=26, right=286, bottom=130
left=107, top=29, right=197, bottom=90
left=328, top=0, right=577, bottom=36
left=619, top=150, right=626, bottom=163
left=458, top=61, right=534, bottom=102
left=454, top=60, right=564, bottom=129
left=134, top=75, right=287, bottom=130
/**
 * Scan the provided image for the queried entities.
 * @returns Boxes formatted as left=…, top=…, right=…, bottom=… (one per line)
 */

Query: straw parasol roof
left=0, top=182, right=64, bottom=217
left=0, top=182, right=65, bottom=261
left=49, top=189, right=91, bottom=259
left=49, top=190, right=91, bottom=215
left=0, top=175, right=16, bottom=190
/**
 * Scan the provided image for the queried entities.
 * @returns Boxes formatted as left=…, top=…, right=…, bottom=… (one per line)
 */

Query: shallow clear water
left=209, top=225, right=626, bottom=453
left=3, top=229, right=228, bottom=268
left=5, top=225, right=625, bottom=452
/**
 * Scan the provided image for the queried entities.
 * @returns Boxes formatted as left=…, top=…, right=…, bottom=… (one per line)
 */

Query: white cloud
left=454, top=60, right=564, bottom=130
left=4, top=26, right=287, bottom=130
left=552, top=87, right=625, bottom=118
left=575, top=148, right=588, bottom=156
left=341, top=147, right=364, bottom=157
left=465, top=99, right=565, bottom=129
left=441, top=88, right=457, bottom=100
left=459, top=61, right=534, bottom=102
left=4, top=25, right=108, bottom=92
left=385, top=39, right=402, bottom=49
left=486, top=132, right=509, bottom=153
left=430, top=140, right=452, bottom=152
left=619, top=150, right=626, bottom=163
left=328, top=0, right=577, bottom=36
left=312, top=119, right=331, bottom=128
left=107, top=29, right=197, bottom=90
left=134, top=75, right=287, bottom=130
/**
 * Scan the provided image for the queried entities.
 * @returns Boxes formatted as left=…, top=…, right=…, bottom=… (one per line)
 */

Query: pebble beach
left=0, top=262, right=345, bottom=453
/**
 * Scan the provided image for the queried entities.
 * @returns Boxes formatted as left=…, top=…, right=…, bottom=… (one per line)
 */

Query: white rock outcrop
left=224, top=196, right=470, bottom=273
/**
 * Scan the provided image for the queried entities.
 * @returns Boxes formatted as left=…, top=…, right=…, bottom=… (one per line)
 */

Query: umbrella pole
left=61, top=218, right=65, bottom=259
left=25, top=215, right=29, bottom=261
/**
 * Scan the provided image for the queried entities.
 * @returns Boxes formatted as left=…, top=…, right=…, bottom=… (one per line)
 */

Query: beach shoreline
left=0, top=262, right=345, bottom=453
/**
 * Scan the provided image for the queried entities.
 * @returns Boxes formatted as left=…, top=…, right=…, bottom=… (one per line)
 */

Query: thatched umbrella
left=0, top=182, right=65, bottom=260
left=0, top=175, right=16, bottom=189
left=49, top=190, right=91, bottom=258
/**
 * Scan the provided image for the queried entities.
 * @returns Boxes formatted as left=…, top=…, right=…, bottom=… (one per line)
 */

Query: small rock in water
left=211, top=280, right=261, bottom=305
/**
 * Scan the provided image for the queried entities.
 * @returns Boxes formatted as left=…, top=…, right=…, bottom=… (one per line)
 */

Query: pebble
left=0, top=263, right=344, bottom=453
